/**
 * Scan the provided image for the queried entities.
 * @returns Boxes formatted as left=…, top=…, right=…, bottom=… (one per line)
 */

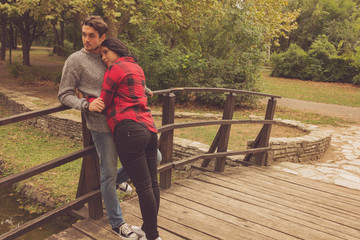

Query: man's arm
left=58, top=59, right=89, bottom=112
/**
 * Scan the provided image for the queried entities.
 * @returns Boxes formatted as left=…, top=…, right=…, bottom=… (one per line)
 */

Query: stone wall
left=0, top=87, right=83, bottom=141
left=0, top=87, right=332, bottom=166
left=249, top=116, right=332, bottom=165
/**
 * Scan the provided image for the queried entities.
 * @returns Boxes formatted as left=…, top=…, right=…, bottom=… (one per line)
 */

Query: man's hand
left=89, top=97, right=105, bottom=113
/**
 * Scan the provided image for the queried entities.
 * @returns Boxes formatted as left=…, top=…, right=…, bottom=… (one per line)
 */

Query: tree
left=283, top=0, right=360, bottom=52
left=0, top=0, right=10, bottom=61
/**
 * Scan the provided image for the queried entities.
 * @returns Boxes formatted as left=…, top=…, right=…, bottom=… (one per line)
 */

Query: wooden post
left=76, top=113, right=103, bottom=219
left=244, top=98, right=277, bottom=166
left=214, top=93, right=236, bottom=172
left=202, top=93, right=237, bottom=169
left=200, top=131, right=220, bottom=167
left=159, top=93, right=175, bottom=189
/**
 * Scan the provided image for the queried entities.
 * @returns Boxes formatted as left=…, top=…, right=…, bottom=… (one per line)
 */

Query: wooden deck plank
left=193, top=171, right=360, bottom=237
left=121, top=201, right=214, bottom=240
left=226, top=166, right=360, bottom=206
left=172, top=180, right=359, bottom=240
left=46, top=226, right=93, bottom=240
left=196, top=171, right=360, bottom=224
left=178, top=176, right=359, bottom=240
left=46, top=166, right=360, bottom=240
left=72, top=218, right=120, bottom=240
left=250, top=167, right=360, bottom=200
left=160, top=185, right=295, bottom=240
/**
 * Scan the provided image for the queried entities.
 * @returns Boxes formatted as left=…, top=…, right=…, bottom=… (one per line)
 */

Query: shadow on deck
left=47, top=166, right=360, bottom=240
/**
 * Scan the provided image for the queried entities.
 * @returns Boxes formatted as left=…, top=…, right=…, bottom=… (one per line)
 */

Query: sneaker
left=112, top=222, right=138, bottom=240
left=132, top=226, right=145, bottom=238
left=117, top=182, right=133, bottom=194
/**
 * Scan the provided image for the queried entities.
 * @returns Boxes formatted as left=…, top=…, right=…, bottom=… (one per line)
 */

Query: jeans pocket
left=115, top=121, right=150, bottom=152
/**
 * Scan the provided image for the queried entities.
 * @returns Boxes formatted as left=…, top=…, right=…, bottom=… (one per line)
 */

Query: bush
left=270, top=44, right=309, bottom=79
left=326, top=55, right=357, bottom=83
left=9, top=62, right=24, bottom=78
left=271, top=35, right=360, bottom=84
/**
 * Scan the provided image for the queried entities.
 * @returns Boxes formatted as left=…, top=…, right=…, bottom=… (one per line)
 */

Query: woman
left=90, top=38, right=161, bottom=240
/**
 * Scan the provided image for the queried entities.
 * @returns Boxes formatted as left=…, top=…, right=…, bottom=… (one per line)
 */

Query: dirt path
left=274, top=97, right=360, bottom=124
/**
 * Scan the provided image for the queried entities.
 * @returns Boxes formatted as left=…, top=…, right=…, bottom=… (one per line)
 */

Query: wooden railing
left=0, top=87, right=280, bottom=239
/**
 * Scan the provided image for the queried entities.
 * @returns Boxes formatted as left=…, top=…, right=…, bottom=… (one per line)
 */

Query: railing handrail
left=0, top=104, right=69, bottom=126
left=0, top=87, right=279, bottom=240
left=152, top=87, right=281, bottom=99
left=158, top=119, right=275, bottom=133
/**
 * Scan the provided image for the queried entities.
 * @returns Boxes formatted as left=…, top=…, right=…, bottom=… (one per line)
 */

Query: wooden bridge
left=47, top=166, right=360, bottom=240
left=1, top=88, right=360, bottom=240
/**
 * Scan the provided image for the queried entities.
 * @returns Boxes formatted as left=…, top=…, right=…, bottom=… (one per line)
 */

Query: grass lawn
left=261, top=69, right=360, bottom=107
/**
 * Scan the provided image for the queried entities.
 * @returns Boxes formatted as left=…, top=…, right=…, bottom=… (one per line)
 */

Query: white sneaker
left=118, top=182, right=133, bottom=194
left=132, top=226, right=145, bottom=238
left=112, top=222, right=138, bottom=240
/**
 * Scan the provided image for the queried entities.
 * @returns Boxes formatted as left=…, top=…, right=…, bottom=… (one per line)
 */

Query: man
left=58, top=16, right=137, bottom=240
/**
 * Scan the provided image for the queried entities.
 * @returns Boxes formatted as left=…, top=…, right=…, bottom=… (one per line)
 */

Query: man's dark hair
left=81, top=16, right=108, bottom=37
left=101, top=38, right=138, bottom=61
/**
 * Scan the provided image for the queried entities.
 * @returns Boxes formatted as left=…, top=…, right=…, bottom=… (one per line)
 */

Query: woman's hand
left=75, top=88, right=84, bottom=99
left=89, top=97, right=105, bottom=112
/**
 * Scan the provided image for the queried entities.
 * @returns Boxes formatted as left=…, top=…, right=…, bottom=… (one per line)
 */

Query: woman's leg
left=145, top=132, right=160, bottom=213
left=114, top=120, right=159, bottom=240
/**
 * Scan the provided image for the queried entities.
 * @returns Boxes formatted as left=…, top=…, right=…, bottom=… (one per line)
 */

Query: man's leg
left=116, top=167, right=129, bottom=184
left=91, top=131, right=124, bottom=228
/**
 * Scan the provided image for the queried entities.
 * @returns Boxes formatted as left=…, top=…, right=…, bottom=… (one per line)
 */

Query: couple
left=58, top=16, right=161, bottom=240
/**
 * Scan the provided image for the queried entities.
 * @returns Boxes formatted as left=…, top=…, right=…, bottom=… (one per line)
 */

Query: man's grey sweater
left=58, top=49, right=110, bottom=133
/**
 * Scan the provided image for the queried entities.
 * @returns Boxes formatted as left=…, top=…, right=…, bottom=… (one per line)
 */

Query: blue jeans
left=91, top=130, right=127, bottom=228
left=114, top=120, right=160, bottom=240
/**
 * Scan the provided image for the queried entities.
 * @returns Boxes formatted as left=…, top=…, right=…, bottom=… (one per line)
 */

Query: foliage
left=281, top=0, right=360, bottom=52
left=271, top=35, right=360, bottom=84
left=8, top=61, right=24, bottom=78
left=271, top=44, right=309, bottom=79
left=1, top=0, right=298, bottom=106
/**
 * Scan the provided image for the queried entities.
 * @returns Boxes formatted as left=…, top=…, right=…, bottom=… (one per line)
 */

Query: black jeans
left=114, top=120, right=160, bottom=240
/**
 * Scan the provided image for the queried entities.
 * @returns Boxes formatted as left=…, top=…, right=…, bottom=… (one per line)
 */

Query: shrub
left=271, top=35, right=360, bottom=84
left=270, top=44, right=309, bottom=79
left=9, top=62, right=24, bottom=78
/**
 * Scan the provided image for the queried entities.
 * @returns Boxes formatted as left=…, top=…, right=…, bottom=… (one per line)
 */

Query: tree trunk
left=59, top=20, right=65, bottom=56
left=0, top=14, right=7, bottom=61
left=21, top=34, right=31, bottom=66
left=52, top=24, right=60, bottom=55
left=13, top=28, right=18, bottom=50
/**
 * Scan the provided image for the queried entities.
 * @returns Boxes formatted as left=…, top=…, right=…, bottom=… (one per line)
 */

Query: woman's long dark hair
left=101, top=38, right=138, bottom=62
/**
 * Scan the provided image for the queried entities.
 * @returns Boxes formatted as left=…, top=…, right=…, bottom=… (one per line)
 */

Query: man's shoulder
left=66, top=49, right=86, bottom=62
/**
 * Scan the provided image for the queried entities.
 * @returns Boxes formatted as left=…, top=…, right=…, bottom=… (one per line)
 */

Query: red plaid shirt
left=99, top=56, right=157, bottom=134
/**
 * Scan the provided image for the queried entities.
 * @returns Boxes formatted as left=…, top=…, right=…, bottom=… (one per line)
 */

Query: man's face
left=81, top=25, right=105, bottom=53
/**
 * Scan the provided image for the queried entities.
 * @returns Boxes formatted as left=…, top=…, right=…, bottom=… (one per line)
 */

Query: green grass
left=0, top=107, right=82, bottom=208
left=6, top=48, right=66, bottom=84
left=261, top=69, right=360, bottom=107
